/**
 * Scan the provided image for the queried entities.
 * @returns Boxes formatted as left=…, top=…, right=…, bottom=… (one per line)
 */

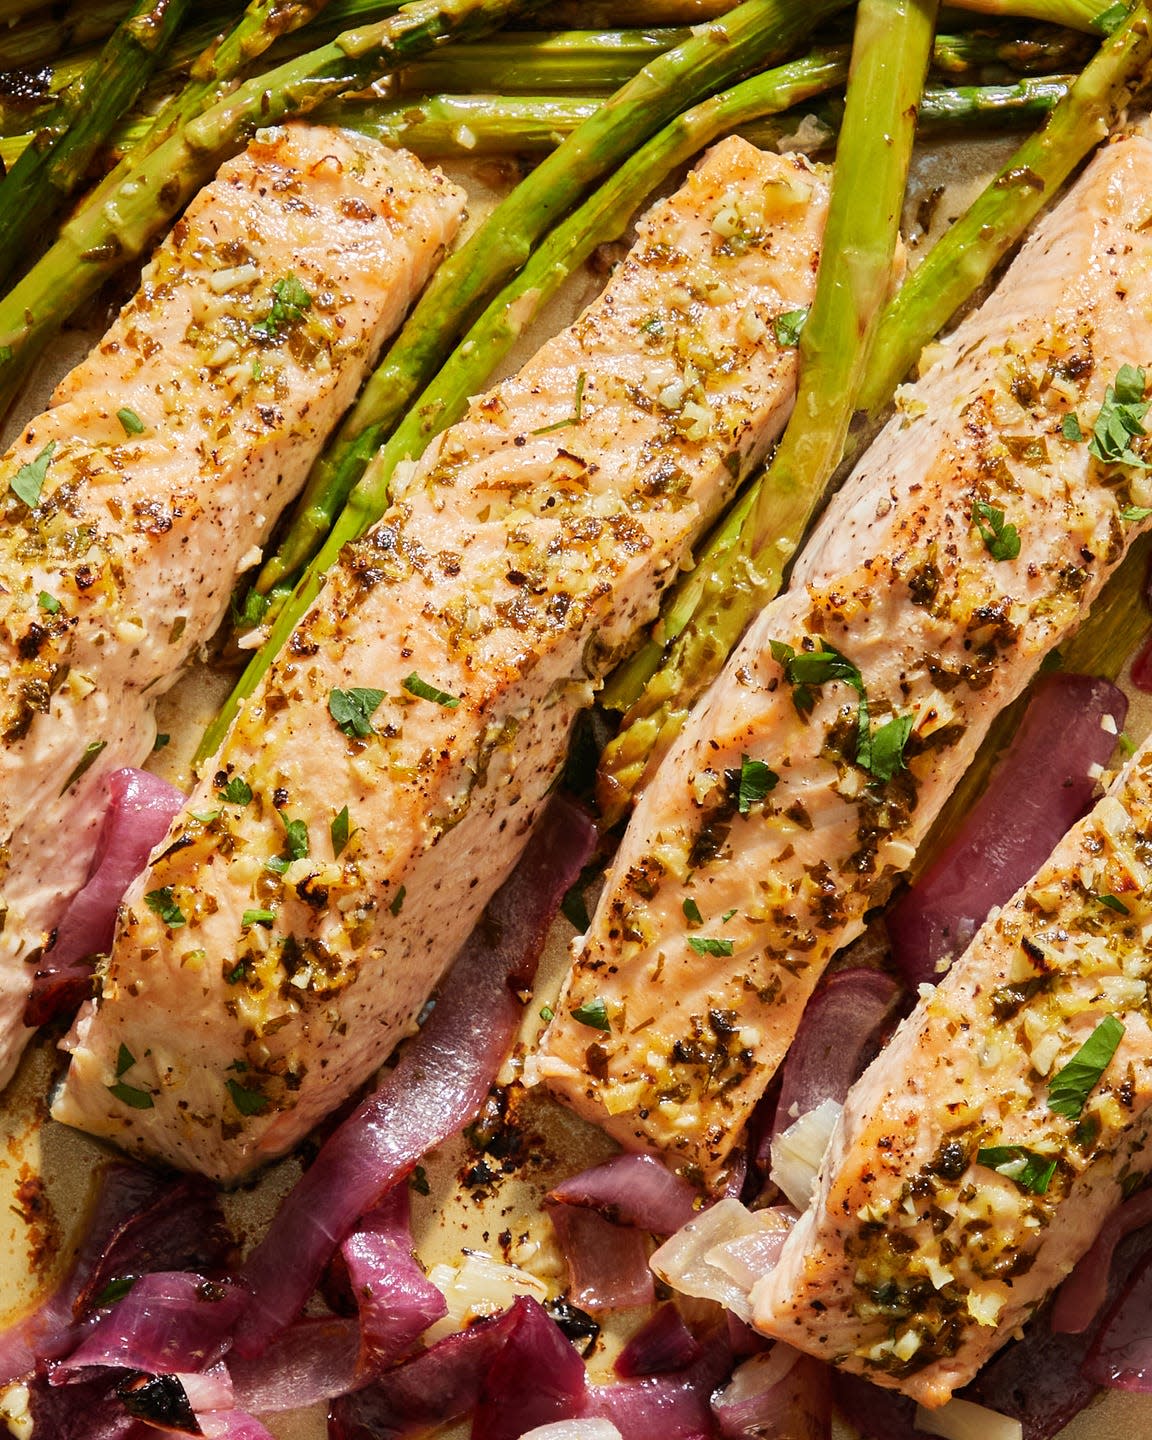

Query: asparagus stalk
left=0, top=0, right=541, bottom=421
left=246, top=0, right=851, bottom=610
left=596, top=1, right=1152, bottom=818
left=929, top=20, right=1091, bottom=74
left=947, top=0, right=1121, bottom=31
left=597, top=0, right=938, bottom=818
left=0, top=0, right=193, bottom=291
left=0, top=0, right=234, bottom=71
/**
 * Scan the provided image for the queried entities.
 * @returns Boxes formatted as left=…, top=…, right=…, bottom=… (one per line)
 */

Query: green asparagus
left=0, top=0, right=542, bottom=421
left=247, top=0, right=852, bottom=608
left=0, top=0, right=192, bottom=290
left=595, top=0, right=1152, bottom=818
left=597, top=0, right=938, bottom=818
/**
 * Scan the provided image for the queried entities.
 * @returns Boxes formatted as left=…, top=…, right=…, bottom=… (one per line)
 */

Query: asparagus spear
left=0, top=0, right=193, bottom=291
left=0, top=0, right=540, bottom=421
left=246, top=0, right=851, bottom=610
left=596, top=1, right=1152, bottom=818
left=598, top=0, right=937, bottom=818
left=0, top=0, right=233, bottom=71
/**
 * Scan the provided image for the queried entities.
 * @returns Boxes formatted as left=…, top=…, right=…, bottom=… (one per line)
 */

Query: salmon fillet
left=536, top=126, right=1152, bottom=1186
left=51, top=138, right=830, bottom=1182
left=753, top=732, right=1152, bottom=1406
left=0, top=123, right=465, bottom=1088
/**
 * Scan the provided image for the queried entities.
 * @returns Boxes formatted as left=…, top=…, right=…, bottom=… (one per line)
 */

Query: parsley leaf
left=687, top=935, right=734, bottom=957
left=774, top=307, right=808, bottom=347
left=117, top=408, right=145, bottom=436
left=145, top=886, right=185, bottom=928
left=59, top=739, right=107, bottom=796
left=226, top=1078, right=269, bottom=1115
left=279, top=813, right=309, bottom=862
left=858, top=712, right=915, bottom=784
left=973, top=500, right=1021, bottom=561
left=769, top=640, right=864, bottom=718
left=731, top=754, right=778, bottom=814
left=37, top=590, right=60, bottom=614
left=220, top=777, right=252, bottom=806
left=1062, top=413, right=1084, bottom=442
left=241, top=908, right=276, bottom=928
left=153, top=733, right=169, bottom=751
left=116, top=1043, right=136, bottom=1077
left=1047, top=1014, right=1125, bottom=1119
left=10, top=441, right=55, bottom=508
left=107, top=1081, right=154, bottom=1110
left=403, top=673, right=460, bottom=708
left=389, top=885, right=406, bottom=917
left=1121, top=505, right=1152, bottom=523
left=253, top=273, right=312, bottom=340
left=233, top=588, right=270, bottom=629
left=328, top=686, right=385, bottom=738
left=561, top=881, right=589, bottom=931
left=1088, top=364, right=1150, bottom=469
left=683, top=897, right=703, bottom=926
left=331, top=805, right=352, bottom=858
left=410, top=1164, right=431, bottom=1196
left=571, top=997, right=611, bottom=1031
left=1095, top=893, right=1131, bottom=914
left=976, top=1145, right=1057, bottom=1195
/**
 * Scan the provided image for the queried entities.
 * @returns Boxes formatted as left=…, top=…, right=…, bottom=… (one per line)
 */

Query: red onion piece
left=198, top=1413, right=276, bottom=1440
left=831, top=1373, right=921, bottom=1439
left=548, top=1203, right=655, bottom=1312
left=1083, top=1248, right=1152, bottom=1390
left=49, top=1273, right=248, bottom=1382
left=614, top=1304, right=701, bottom=1378
left=771, top=969, right=901, bottom=1143
left=548, top=1154, right=698, bottom=1235
left=341, top=1184, right=446, bottom=1366
left=587, top=1333, right=732, bottom=1440
left=26, top=767, right=186, bottom=1026
left=228, top=1318, right=360, bottom=1414
left=887, top=673, right=1127, bottom=986
left=329, top=1300, right=530, bottom=1440
left=238, top=795, right=597, bottom=1357
left=24, top=1372, right=145, bottom=1440
left=713, top=1345, right=830, bottom=1439
left=1052, top=1187, right=1152, bottom=1334
left=471, top=1296, right=587, bottom=1440
left=177, top=1363, right=234, bottom=1414
left=1132, top=631, right=1152, bottom=693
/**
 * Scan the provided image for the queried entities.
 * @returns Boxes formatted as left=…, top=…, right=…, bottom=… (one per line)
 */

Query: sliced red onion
left=650, top=1199, right=795, bottom=1321
left=614, top=1304, right=701, bottom=1378
left=887, top=674, right=1127, bottom=986
left=587, top=1332, right=732, bottom=1440
left=238, top=796, right=596, bottom=1356
left=228, top=1318, right=360, bottom=1414
left=1051, top=1187, right=1152, bottom=1335
left=176, top=1363, right=234, bottom=1414
left=519, top=1424, right=623, bottom=1440
left=1132, top=631, right=1152, bottom=692
left=328, top=1299, right=530, bottom=1439
left=547, top=1203, right=654, bottom=1312
left=197, top=1413, right=276, bottom=1440
left=770, top=968, right=902, bottom=1144
left=831, top=1373, right=921, bottom=1439
left=26, top=767, right=186, bottom=1026
left=50, top=1273, right=248, bottom=1382
left=713, top=1345, right=830, bottom=1439
left=23, top=1372, right=144, bottom=1440
left=471, top=1296, right=587, bottom=1440
left=548, top=1154, right=698, bottom=1235
left=1083, top=1248, right=1152, bottom=1390
left=341, top=1183, right=446, bottom=1365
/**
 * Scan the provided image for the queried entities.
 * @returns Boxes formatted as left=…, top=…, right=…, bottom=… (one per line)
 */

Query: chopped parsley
left=145, top=886, right=186, bottom=928
left=683, top=897, right=703, bottom=926
left=1121, top=505, right=1152, bottom=523
left=233, top=588, right=269, bottom=629
left=1094, top=893, right=1131, bottom=914
left=539, top=1005, right=555, bottom=1023
left=687, top=935, right=734, bottom=957
left=1095, top=0, right=1129, bottom=31
left=107, top=1081, right=154, bottom=1110
left=116, top=1043, right=136, bottom=1077
left=328, top=686, right=385, bottom=739
left=253, top=273, right=312, bottom=340
left=403, top=673, right=460, bottom=708
left=561, top=881, right=590, bottom=932
left=976, top=1145, right=1057, bottom=1195
left=117, top=408, right=145, bottom=436
left=226, top=1078, right=269, bottom=1115
left=1047, top=1014, right=1125, bottom=1119
left=279, top=813, right=309, bottom=862
left=410, top=1164, right=431, bottom=1196
left=774, top=307, right=808, bottom=348
left=10, top=441, right=56, bottom=508
left=241, top=908, right=276, bottom=928
left=389, top=885, right=406, bottom=917
left=37, top=590, right=60, bottom=613
left=331, top=805, right=352, bottom=858
left=571, top=997, right=611, bottom=1032
left=730, top=754, right=778, bottom=814
left=59, top=739, right=107, bottom=796
left=1089, top=364, right=1150, bottom=468
left=1061, top=413, right=1084, bottom=442
left=92, top=1276, right=136, bottom=1308
left=219, top=776, right=252, bottom=806
left=972, top=500, right=1021, bottom=561
left=857, top=712, right=915, bottom=785
left=191, top=809, right=219, bottom=825
left=152, top=733, right=170, bottom=752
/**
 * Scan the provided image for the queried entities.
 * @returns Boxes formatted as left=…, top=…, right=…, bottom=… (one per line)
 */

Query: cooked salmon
left=51, top=137, right=831, bottom=1182
left=753, top=731, right=1152, bottom=1406
left=0, top=123, right=465, bottom=1087
left=536, top=125, right=1152, bottom=1186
